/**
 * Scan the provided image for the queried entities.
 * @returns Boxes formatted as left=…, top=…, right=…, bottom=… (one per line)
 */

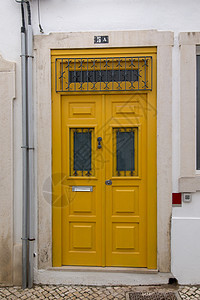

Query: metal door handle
left=97, top=137, right=102, bottom=149
left=105, top=180, right=112, bottom=185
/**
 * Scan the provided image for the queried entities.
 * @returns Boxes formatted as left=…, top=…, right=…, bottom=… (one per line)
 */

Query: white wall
left=172, top=194, right=200, bottom=284
left=1, top=0, right=200, bottom=284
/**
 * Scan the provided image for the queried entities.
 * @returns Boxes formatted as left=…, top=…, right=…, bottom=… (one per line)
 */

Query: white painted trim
left=179, top=176, right=200, bottom=192
left=172, top=217, right=200, bottom=220
left=179, top=32, right=200, bottom=192
left=196, top=46, right=200, bottom=55
left=34, top=30, right=174, bottom=49
left=34, top=30, right=173, bottom=282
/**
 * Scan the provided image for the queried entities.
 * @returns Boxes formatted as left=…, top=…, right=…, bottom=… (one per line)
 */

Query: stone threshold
left=34, top=269, right=172, bottom=286
left=48, top=266, right=158, bottom=274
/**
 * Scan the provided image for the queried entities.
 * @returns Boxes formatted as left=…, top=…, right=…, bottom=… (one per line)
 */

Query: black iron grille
left=74, top=131, right=91, bottom=172
left=113, top=128, right=137, bottom=177
left=68, top=69, right=138, bottom=83
left=55, top=56, right=152, bottom=92
left=117, top=131, right=135, bottom=172
left=70, top=128, right=93, bottom=177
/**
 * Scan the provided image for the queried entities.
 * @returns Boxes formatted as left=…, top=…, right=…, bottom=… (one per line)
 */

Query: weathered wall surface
left=0, top=55, right=15, bottom=285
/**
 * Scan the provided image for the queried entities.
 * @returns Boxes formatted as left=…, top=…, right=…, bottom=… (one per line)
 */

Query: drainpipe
left=26, top=1, right=35, bottom=288
left=17, top=0, right=34, bottom=288
left=21, top=1, right=28, bottom=289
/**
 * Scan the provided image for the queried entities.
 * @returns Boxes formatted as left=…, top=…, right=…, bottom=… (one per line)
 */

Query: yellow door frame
left=51, top=47, right=157, bottom=268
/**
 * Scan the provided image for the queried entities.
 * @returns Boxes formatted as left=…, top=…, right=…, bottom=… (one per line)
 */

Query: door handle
left=97, top=137, right=102, bottom=149
left=105, top=180, right=112, bottom=185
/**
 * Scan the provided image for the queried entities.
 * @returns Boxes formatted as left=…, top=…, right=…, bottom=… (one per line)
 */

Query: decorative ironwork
left=70, top=128, right=94, bottom=177
left=113, top=128, right=138, bottom=177
left=56, top=56, right=152, bottom=92
left=117, top=130, right=135, bottom=172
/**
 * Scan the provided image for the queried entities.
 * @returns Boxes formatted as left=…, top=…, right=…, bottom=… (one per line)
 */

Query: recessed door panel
left=70, top=223, right=95, bottom=250
left=69, top=102, right=95, bottom=119
left=69, top=187, right=96, bottom=215
left=113, top=224, right=138, bottom=251
left=112, top=186, right=139, bottom=215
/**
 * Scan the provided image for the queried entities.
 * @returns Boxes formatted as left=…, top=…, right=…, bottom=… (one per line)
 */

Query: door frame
left=34, top=30, right=173, bottom=275
left=51, top=48, right=157, bottom=268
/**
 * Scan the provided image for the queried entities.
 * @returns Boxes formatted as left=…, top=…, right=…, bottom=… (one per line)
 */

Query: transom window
left=56, top=56, right=152, bottom=93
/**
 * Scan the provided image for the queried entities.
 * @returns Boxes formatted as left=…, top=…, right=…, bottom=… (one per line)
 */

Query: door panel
left=61, top=95, right=103, bottom=266
left=112, top=186, right=139, bottom=215
left=105, top=94, right=147, bottom=267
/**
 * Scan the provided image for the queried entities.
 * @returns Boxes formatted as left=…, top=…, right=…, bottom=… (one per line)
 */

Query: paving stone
left=0, top=284, right=199, bottom=299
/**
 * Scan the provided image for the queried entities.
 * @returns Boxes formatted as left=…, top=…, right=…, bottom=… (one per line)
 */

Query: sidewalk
left=0, top=284, right=199, bottom=299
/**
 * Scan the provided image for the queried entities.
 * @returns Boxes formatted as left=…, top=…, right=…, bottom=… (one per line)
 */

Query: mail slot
left=72, top=186, right=93, bottom=192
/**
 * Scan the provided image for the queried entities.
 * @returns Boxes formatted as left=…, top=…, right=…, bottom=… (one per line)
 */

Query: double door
left=61, top=93, right=148, bottom=267
left=52, top=48, right=157, bottom=269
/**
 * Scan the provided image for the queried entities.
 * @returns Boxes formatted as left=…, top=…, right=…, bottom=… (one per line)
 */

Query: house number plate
left=94, top=36, right=109, bottom=44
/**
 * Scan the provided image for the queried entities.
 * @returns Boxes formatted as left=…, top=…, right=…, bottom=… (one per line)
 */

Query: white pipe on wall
left=26, top=1, right=35, bottom=288
left=21, top=1, right=28, bottom=289
left=17, top=0, right=35, bottom=289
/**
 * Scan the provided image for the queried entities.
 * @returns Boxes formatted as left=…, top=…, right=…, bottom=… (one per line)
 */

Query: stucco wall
left=0, top=55, right=15, bottom=285
left=172, top=194, right=200, bottom=284
left=0, top=0, right=200, bottom=284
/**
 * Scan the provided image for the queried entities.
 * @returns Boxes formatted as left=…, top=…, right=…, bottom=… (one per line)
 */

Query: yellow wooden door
left=61, top=94, right=103, bottom=266
left=52, top=48, right=157, bottom=268
left=104, top=94, right=147, bottom=267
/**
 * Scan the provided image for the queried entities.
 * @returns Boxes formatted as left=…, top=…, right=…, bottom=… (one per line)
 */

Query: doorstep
left=34, top=268, right=173, bottom=286
left=48, top=266, right=158, bottom=274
